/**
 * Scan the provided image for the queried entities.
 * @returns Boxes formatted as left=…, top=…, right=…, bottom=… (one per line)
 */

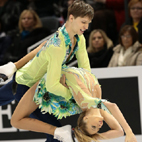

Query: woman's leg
left=14, top=80, right=61, bottom=127
left=11, top=82, right=57, bottom=136
left=14, top=80, right=61, bottom=142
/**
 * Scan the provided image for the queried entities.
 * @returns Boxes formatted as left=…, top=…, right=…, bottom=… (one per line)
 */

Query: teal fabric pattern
left=34, top=67, right=111, bottom=119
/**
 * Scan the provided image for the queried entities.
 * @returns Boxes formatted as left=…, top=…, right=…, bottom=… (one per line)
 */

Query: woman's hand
left=60, top=74, right=69, bottom=89
left=125, top=132, right=137, bottom=142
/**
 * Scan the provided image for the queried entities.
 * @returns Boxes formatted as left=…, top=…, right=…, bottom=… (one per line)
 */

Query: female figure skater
left=0, top=1, right=94, bottom=141
left=10, top=66, right=137, bottom=142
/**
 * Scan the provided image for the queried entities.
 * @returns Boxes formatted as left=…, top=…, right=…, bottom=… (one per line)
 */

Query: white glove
left=0, top=62, right=17, bottom=79
left=54, top=125, right=73, bottom=142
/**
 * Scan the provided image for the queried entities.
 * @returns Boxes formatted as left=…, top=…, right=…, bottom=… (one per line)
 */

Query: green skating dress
left=34, top=67, right=110, bottom=119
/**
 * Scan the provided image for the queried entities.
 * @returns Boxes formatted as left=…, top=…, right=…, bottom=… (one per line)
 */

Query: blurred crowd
left=0, top=0, right=142, bottom=67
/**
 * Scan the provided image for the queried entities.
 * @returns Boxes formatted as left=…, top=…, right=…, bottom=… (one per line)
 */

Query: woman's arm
left=0, top=41, right=47, bottom=79
left=14, top=41, right=47, bottom=69
left=103, top=101, right=137, bottom=142
left=95, top=109, right=124, bottom=140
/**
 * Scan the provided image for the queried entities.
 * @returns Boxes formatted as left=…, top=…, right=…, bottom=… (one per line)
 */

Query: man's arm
left=45, top=46, right=72, bottom=101
left=76, top=35, right=91, bottom=71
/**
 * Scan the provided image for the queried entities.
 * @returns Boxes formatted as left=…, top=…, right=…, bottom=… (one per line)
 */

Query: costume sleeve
left=45, top=46, right=72, bottom=101
left=76, top=35, right=91, bottom=71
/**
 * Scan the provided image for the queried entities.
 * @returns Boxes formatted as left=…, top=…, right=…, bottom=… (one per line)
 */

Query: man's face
left=70, top=15, right=91, bottom=35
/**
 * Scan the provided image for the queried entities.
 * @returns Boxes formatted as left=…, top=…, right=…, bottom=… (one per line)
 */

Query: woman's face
left=130, top=2, right=142, bottom=20
left=21, top=12, right=35, bottom=31
left=121, top=31, right=133, bottom=49
left=71, top=15, right=91, bottom=35
left=92, top=32, right=105, bottom=52
left=84, top=114, right=104, bottom=135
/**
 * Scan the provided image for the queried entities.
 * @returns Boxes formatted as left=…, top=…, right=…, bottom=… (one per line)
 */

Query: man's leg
left=0, top=75, right=61, bottom=141
left=0, top=79, right=15, bottom=106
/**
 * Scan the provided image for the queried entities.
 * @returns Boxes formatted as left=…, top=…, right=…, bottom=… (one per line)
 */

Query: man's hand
left=60, top=74, right=69, bottom=89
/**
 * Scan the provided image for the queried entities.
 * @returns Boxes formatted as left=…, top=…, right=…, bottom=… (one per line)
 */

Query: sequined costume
left=34, top=67, right=110, bottom=119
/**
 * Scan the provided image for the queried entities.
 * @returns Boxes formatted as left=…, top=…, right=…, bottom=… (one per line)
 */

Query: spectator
left=123, top=0, right=142, bottom=43
left=87, top=29, right=114, bottom=68
left=89, top=0, right=122, bottom=45
left=26, top=0, right=58, bottom=17
left=94, top=0, right=126, bottom=31
left=108, top=25, right=142, bottom=67
left=3, top=9, right=51, bottom=64
left=0, top=0, right=24, bottom=33
left=0, top=19, right=11, bottom=65
left=91, top=8, right=117, bottom=45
